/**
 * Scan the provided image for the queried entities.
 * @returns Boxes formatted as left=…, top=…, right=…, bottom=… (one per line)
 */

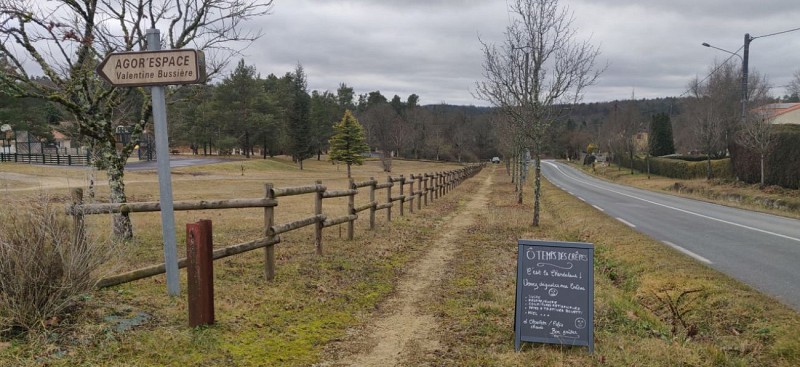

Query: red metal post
left=187, top=219, right=214, bottom=327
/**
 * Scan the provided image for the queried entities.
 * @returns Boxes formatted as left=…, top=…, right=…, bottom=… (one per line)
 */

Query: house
left=52, top=130, right=72, bottom=150
left=753, top=103, right=800, bottom=124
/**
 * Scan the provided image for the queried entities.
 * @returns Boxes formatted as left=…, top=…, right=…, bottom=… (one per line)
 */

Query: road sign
left=96, top=49, right=206, bottom=87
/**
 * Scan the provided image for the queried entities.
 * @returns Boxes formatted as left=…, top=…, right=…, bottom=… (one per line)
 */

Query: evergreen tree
left=648, top=112, right=675, bottom=157
left=329, top=110, right=369, bottom=178
left=309, top=90, right=339, bottom=160
left=287, top=64, right=314, bottom=169
left=212, top=59, right=271, bottom=157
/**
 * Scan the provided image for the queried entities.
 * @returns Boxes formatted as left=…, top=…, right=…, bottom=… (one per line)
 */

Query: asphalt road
left=125, top=156, right=230, bottom=171
left=541, top=160, right=800, bottom=312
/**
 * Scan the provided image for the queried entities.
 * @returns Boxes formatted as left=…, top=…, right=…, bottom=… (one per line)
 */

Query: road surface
left=125, top=156, right=230, bottom=171
left=542, top=160, right=800, bottom=311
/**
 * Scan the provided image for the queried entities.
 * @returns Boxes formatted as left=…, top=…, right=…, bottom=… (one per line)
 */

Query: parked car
left=491, top=157, right=501, bottom=164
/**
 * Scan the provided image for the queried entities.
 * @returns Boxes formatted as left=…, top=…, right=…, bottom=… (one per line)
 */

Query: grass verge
left=411, top=167, right=800, bottom=366
left=0, top=157, right=468, bottom=366
left=580, top=162, right=800, bottom=219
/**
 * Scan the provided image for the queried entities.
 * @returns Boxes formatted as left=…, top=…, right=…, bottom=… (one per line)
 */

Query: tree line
left=166, top=59, right=501, bottom=171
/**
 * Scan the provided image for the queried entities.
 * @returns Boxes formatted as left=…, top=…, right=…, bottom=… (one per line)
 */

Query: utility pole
left=741, top=33, right=752, bottom=124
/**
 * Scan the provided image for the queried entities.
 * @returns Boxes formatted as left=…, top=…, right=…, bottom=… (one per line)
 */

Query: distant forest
left=2, top=59, right=777, bottom=164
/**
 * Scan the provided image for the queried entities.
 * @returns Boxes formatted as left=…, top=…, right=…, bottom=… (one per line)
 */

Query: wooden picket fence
left=67, top=164, right=484, bottom=288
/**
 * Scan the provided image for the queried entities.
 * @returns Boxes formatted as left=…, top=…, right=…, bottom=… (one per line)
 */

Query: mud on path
left=324, top=170, right=494, bottom=367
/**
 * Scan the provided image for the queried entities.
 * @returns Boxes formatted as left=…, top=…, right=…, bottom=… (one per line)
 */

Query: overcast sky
left=236, top=0, right=800, bottom=106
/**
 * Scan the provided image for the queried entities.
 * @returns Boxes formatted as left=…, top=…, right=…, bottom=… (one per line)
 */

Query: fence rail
left=68, top=164, right=484, bottom=289
left=0, top=152, right=91, bottom=166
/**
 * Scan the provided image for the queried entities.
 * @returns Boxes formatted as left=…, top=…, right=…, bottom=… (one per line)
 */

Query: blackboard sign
left=514, top=239, right=594, bottom=352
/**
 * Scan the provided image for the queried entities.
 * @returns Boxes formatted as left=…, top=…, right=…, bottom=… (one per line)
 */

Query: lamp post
left=702, top=33, right=753, bottom=124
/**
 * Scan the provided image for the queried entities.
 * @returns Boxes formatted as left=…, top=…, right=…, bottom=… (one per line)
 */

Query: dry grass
left=411, top=166, right=800, bottom=366
left=0, top=195, right=113, bottom=333
left=0, top=156, right=466, bottom=366
left=3, top=158, right=798, bottom=366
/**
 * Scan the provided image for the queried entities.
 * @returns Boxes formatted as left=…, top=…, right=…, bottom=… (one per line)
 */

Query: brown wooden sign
left=96, top=49, right=206, bottom=87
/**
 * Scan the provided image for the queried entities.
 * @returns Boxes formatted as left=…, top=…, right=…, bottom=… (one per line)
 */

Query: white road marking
left=616, top=217, right=636, bottom=228
left=578, top=197, right=586, bottom=202
left=592, top=205, right=605, bottom=212
left=544, top=161, right=800, bottom=244
left=663, top=241, right=712, bottom=264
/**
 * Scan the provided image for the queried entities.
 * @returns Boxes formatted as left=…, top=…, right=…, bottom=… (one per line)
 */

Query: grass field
left=1, top=157, right=799, bottom=366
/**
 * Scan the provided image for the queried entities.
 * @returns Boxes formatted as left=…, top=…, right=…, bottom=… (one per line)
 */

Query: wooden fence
left=0, top=152, right=91, bottom=166
left=67, top=164, right=484, bottom=289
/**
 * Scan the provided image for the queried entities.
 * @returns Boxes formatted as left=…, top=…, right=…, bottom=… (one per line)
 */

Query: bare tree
left=685, top=77, right=725, bottom=179
left=0, top=0, right=272, bottom=238
left=603, top=100, right=643, bottom=174
left=360, top=103, right=410, bottom=172
left=475, top=0, right=602, bottom=226
left=682, top=60, right=770, bottom=179
left=738, top=107, right=774, bottom=186
left=787, top=70, right=800, bottom=100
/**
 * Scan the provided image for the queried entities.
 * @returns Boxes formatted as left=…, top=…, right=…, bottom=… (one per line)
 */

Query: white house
left=753, top=103, right=800, bottom=124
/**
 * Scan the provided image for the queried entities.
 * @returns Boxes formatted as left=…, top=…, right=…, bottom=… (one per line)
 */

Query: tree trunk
left=347, top=163, right=351, bottom=178
left=629, top=150, right=634, bottom=174
left=706, top=156, right=712, bottom=180
left=299, top=159, right=304, bottom=170
left=533, top=155, right=541, bottom=227
left=760, top=154, right=765, bottom=187
left=517, top=152, right=524, bottom=204
left=106, top=153, right=133, bottom=239
left=245, top=131, right=250, bottom=158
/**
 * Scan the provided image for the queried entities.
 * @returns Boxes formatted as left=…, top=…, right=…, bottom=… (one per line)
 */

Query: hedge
left=730, top=125, right=800, bottom=189
left=616, top=155, right=733, bottom=180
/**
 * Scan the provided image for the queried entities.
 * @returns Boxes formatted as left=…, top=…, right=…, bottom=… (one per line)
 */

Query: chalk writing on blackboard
left=515, top=240, right=594, bottom=353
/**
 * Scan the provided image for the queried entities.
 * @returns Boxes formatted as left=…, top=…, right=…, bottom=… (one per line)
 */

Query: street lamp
left=701, top=33, right=753, bottom=124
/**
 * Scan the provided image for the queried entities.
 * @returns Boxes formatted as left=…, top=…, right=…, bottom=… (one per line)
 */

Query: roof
left=753, top=103, right=800, bottom=119
left=51, top=130, right=68, bottom=140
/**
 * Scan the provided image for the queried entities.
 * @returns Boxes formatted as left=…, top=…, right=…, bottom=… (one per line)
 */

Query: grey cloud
left=237, top=0, right=800, bottom=105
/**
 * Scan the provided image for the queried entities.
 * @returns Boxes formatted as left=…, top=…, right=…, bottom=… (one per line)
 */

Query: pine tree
left=648, top=112, right=675, bottom=157
left=329, top=110, right=369, bottom=178
left=287, top=64, right=314, bottom=169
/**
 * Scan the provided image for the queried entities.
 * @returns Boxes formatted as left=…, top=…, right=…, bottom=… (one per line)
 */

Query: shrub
left=731, top=125, right=800, bottom=189
left=618, top=155, right=733, bottom=179
left=0, top=195, right=109, bottom=332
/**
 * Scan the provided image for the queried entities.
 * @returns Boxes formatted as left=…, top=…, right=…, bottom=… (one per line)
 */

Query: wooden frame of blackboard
left=514, top=239, right=594, bottom=353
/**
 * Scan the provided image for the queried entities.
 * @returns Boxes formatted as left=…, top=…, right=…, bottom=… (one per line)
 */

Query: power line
left=678, top=45, right=744, bottom=97
left=753, top=26, right=800, bottom=40
left=677, top=26, right=800, bottom=99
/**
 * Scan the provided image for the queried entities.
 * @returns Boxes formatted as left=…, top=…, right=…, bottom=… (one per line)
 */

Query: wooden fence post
left=315, top=180, right=323, bottom=255
left=386, top=176, right=392, bottom=222
left=187, top=219, right=214, bottom=327
left=433, top=173, right=439, bottom=200
left=439, top=172, right=443, bottom=197
left=264, top=183, right=276, bottom=281
left=399, top=175, right=405, bottom=217
left=370, top=177, right=376, bottom=230
left=408, top=175, right=414, bottom=214
left=70, top=188, right=86, bottom=250
left=417, top=174, right=423, bottom=210
left=424, top=174, right=430, bottom=205
left=348, top=178, right=355, bottom=240
left=450, top=171, right=454, bottom=191
left=433, top=173, right=438, bottom=200
left=440, top=172, right=445, bottom=197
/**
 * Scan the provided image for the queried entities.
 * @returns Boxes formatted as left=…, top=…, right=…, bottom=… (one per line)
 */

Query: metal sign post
left=96, top=29, right=205, bottom=296
left=147, top=28, right=180, bottom=296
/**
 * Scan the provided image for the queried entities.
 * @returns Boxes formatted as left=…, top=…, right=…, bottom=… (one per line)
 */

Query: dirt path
left=331, top=170, right=493, bottom=367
